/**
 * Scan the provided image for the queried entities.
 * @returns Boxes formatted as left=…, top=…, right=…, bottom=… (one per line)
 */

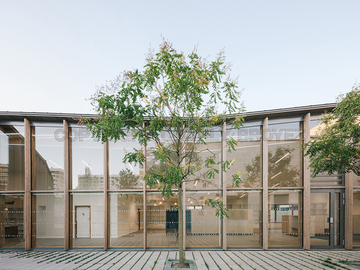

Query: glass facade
left=227, top=190, right=262, bottom=247
left=0, top=124, right=25, bottom=191
left=109, top=192, right=143, bottom=247
left=0, top=194, right=24, bottom=248
left=32, top=193, right=64, bottom=247
left=268, top=190, right=302, bottom=247
left=0, top=107, right=357, bottom=250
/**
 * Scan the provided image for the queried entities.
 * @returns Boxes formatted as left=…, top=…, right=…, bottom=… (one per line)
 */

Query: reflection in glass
left=109, top=193, right=143, bottom=247
left=268, top=122, right=302, bottom=187
left=268, top=190, right=302, bottom=247
left=146, top=192, right=178, bottom=247
left=353, top=190, right=360, bottom=247
left=0, top=194, right=24, bottom=248
left=0, top=125, right=25, bottom=191
left=71, top=127, right=104, bottom=190
left=32, top=194, right=64, bottom=248
left=70, top=193, right=104, bottom=247
left=227, top=191, right=262, bottom=247
left=354, top=174, right=360, bottom=187
left=226, top=125, right=261, bottom=188
left=186, top=192, right=222, bottom=248
left=34, top=126, right=64, bottom=190
left=310, top=192, right=330, bottom=246
left=109, top=140, right=143, bottom=190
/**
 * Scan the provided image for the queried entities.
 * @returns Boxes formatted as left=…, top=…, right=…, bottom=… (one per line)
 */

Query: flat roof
left=0, top=103, right=337, bottom=123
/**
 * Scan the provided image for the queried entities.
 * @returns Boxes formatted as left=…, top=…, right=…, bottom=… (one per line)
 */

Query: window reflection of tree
left=112, top=168, right=139, bottom=189
left=243, top=146, right=300, bottom=187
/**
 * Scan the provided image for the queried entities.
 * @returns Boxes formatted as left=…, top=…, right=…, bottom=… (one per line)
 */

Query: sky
left=0, top=0, right=360, bottom=114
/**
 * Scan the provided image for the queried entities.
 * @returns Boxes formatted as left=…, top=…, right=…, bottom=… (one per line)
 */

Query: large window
left=146, top=192, right=178, bottom=248
left=268, top=190, right=302, bottom=247
left=0, top=124, right=25, bottom=191
left=71, top=127, right=103, bottom=190
left=226, top=123, right=262, bottom=188
left=33, top=126, right=64, bottom=190
left=32, top=193, right=64, bottom=248
left=109, top=192, right=143, bottom=247
left=70, top=193, right=104, bottom=247
left=227, top=191, right=262, bottom=247
left=268, top=121, right=302, bottom=188
left=186, top=191, right=222, bottom=248
left=0, top=194, right=24, bottom=248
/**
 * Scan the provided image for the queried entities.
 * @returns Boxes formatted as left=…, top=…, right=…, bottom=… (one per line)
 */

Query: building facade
left=0, top=104, right=359, bottom=250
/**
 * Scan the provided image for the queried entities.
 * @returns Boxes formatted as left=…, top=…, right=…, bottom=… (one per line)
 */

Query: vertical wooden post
left=222, top=122, right=227, bottom=250
left=183, top=182, right=186, bottom=251
left=262, top=117, right=268, bottom=250
left=24, top=118, right=31, bottom=251
left=31, top=126, right=36, bottom=248
left=345, top=172, right=354, bottom=249
left=303, top=113, right=311, bottom=250
left=64, top=120, right=70, bottom=250
left=104, top=140, right=109, bottom=250
left=143, top=144, right=147, bottom=250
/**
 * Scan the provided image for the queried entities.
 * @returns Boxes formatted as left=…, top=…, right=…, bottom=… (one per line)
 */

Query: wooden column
left=104, top=140, right=109, bottom=250
left=345, top=172, right=354, bottom=249
left=262, top=117, right=268, bottom=250
left=303, top=113, right=311, bottom=250
left=222, top=122, right=227, bottom=250
left=64, top=120, right=70, bottom=250
left=31, top=126, right=36, bottom=248
left=24, top=118, right=31, bottom=251
left=143, top=145, right=147, bottom=250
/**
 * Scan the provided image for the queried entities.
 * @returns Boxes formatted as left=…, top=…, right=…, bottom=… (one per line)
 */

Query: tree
left=85, top=40, right=244, bottom=267
left=304, top=84, right=360, bottom=177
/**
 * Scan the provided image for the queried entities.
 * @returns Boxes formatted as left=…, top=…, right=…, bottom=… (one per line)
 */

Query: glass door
left=310, top=189, right=344, bottom=248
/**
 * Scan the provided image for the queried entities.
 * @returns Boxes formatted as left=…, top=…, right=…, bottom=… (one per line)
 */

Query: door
left=75, top=206, right=91, bottom=238
left=310, top=189, right=344, bottom=248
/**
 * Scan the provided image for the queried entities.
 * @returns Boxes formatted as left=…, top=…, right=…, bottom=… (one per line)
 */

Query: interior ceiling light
left=271, top=172, right=282, bottom=179
left=275, top=153, right=289, bottom=164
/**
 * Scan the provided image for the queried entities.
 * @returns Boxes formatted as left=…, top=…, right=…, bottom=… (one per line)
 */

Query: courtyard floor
left=1, top=250, right=360, bottom=269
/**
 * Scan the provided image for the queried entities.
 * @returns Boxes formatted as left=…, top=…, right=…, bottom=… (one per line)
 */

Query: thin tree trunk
left=178, top=185, right=186, bottom=267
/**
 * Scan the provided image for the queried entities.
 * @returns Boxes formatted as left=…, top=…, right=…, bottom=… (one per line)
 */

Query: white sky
left=0, top=0, right=359, bottom=114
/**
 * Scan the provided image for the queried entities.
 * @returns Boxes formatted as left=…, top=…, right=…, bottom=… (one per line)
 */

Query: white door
left=76, top=206, right=90, bottom=238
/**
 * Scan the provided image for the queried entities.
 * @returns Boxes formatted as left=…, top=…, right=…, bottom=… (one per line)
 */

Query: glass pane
left=109, top=193, right=143, bottom=247
left=310, top=192, right=330, bottom=246
left=268, top=122, right=302, bottom=187
left=0, top=125, right=25, bottom=191
left=0, top=194, right=24, bottom=248
left=227, top=191, right=262, bottom=247
left=146, top=192, right=178, bottom=247
left=34, top=126, right=64, bottom=190
left=186, top=191, right=222, bottom=248
left=334, top=193, right=340, bottom=246
left=354, top=174, right=360, bottom=187
left=70, top=193, right=104, bottom=247
left=353, top=190, right=360, bottom=247
left=186, top=127, right=222, bottom=190
left=226, top=125, right=261, bottom=188
left=32, top=194, right=64, bottom=248
left=109, top=140, right=143, bottom=190
left=268, top=190, right=302, bottom=247
left=71, top=127, right=104, bottom=190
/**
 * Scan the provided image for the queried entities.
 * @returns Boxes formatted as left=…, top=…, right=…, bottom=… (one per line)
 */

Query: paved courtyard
left=0, top=250, right=360, bottom=269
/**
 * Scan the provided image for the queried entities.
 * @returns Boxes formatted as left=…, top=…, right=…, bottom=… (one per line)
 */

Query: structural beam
left=24, top=118, right=31, bottom=251
left=64, top=120, right=70, bottom=250
left=345, top=172, right=354, bottom=249
left=222, top=122, right=227, bottom=250
left=262, top=117, right=268, bottom=250
left=143, top=145, right=147, bottom=250
left=303, top=113, right=311, bottom=250
left=104, top=140, right=109, bottom=250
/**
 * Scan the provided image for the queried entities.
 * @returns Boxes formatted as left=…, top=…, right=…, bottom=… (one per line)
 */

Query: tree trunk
left=178, top=185, right=186, bottom=267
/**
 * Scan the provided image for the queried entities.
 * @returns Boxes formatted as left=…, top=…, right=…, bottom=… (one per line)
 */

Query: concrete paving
left=0, top=250, right=360, bottom=269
